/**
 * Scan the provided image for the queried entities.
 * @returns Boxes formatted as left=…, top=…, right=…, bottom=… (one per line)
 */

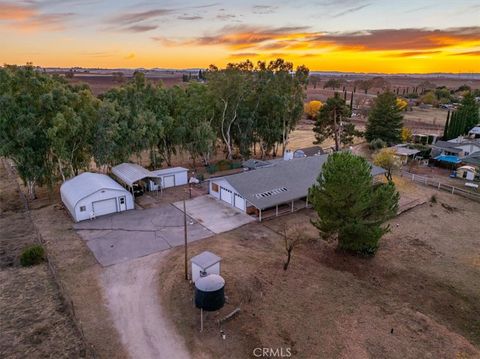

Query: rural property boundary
left=2, top=158, right=96, bottom=358
left=400, top=170, right=480, bottom=203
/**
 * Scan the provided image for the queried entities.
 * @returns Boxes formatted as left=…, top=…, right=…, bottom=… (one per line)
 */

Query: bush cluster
left=20, top=245, right=45, bottom=267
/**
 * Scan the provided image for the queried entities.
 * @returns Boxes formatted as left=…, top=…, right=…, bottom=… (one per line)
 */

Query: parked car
left=132, top=184, right=144, bottom=197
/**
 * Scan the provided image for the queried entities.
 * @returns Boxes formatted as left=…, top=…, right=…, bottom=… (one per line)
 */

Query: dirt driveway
left=102, top=251, right=190, bottom=359
left=75, top=204, right=213, bottom=266
left=174, top=195, right=255, bottom=234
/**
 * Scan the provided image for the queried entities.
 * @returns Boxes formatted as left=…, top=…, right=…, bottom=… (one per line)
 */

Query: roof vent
left=254, top=187, right=288, bottom=199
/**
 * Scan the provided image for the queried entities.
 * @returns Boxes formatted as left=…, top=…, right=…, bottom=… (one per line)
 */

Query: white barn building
left=60, top=172, right=134, bottom=222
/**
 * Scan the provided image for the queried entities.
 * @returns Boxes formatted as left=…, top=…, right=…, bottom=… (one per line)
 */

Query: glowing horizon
left=1, top=1, right=479, bottom=73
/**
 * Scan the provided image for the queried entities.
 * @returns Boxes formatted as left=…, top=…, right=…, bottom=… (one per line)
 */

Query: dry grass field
left=159, top=185, right=480, bottom=359
left=0, top=161, right=85, bottom=358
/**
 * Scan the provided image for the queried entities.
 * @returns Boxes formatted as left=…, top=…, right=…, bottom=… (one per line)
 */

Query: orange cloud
left=178, top=25, right=480, bottom=54
left=0, top=1, right=73, bottom=32
left=0, top=2, right=36, bottom=20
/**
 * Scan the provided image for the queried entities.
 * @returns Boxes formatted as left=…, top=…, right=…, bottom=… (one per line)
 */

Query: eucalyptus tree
left=178, top=83, right=217, bottom=166
left=206, top=61, right=254, bottom=159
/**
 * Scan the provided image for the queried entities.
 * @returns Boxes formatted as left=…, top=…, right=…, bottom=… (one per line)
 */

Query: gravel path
left=101, top=251, right=190, bottom=359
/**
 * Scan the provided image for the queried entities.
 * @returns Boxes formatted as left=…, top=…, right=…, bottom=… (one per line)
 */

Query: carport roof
left=218, top=155, right=386, bottom=210
left=112, top=163, right=155, bottom=187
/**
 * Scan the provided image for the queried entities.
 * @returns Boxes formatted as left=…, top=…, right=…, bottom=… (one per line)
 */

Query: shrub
left=230, top=162, right=242, bottom=170
left=20, top=245, right=45, bottom=267
left=216, top=159, right=231, bottom=171
left=197, top=173, right=204, bottom=181
left=369, top=138, right=386, bottom=150
left=206, top=164, right=217, bottom=174
left=430, top=194, right=437, bottom=203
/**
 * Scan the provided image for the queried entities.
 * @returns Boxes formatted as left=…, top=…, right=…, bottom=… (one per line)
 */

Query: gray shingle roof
left=462, top=151, right=480, bottom=166
left=221, top=155, right=386, bottom=210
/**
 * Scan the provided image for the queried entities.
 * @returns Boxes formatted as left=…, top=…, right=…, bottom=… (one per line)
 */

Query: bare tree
left=283, top=225, right=307, bottom=271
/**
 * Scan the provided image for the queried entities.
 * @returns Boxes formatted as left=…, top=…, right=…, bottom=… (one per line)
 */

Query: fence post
left=438, top=182, right=441, bottom=190
left=412, top=174, right=415, bottom=181
left=452, top=187, right=455, bottom=194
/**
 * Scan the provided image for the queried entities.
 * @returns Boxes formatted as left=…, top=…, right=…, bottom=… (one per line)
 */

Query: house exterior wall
left=149, top=170, right=188, bottom=190
left=209, top=178, right=248, bottom=212
left=455, top=144, right=480, bottom=157
left=72, top=189, right=134, bottom=222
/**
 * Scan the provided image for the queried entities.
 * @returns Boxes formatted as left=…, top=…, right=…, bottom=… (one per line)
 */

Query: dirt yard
left=0, top=161, right=86, bottom=358
left=159, top=185, right=480, bottom=358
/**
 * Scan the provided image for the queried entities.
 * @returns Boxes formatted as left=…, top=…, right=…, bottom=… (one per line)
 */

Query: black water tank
left=195, top=274, right=225, bottom=311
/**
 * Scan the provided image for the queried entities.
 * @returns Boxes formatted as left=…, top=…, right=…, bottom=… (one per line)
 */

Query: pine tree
left=309, top=152, right=399, bottom=255
left=365, top=92, right=403, bottom=145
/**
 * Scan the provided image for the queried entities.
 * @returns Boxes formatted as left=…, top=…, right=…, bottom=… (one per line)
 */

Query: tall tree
left=313, top=92, right=356, bottom=151
left=206, top=62, right=252, bottom=159
left=178, top=83, right=216, bottom=166
left=365, top=92, right=403, bottom=145
left=309, top=152, right=399, bottom=255
left=455, top=92, right=479, bottom=135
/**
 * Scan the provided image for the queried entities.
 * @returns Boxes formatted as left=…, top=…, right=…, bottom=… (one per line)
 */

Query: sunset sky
left=1, top=0, right=479, bottom=73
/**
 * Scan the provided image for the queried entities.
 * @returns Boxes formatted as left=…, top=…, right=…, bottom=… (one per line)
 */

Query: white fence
left=401, top=171, right=480, bottom=203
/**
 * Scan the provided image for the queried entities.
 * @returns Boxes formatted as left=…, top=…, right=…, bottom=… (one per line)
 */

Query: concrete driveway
left=74, top=204, right=213, bottom=266
left=173, top=195, right=255, bottom=234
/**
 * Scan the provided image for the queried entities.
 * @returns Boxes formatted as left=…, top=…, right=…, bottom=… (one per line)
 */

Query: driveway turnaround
left=74, top=204, right=213, bottom=266
left=173, top=195, right=255, bottom=234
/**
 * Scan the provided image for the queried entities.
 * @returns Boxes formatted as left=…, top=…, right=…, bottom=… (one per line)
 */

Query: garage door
left=92, top=198, right=117, bottom=217
left=234, top=194, right=245, bottom=211
left=163, top=175, right=175, bottom=188
left=220, top=188, right=232, bottom=205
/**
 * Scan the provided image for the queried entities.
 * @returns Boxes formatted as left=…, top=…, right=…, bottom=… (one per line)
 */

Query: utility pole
left=183, top=194, right=188, bottom=280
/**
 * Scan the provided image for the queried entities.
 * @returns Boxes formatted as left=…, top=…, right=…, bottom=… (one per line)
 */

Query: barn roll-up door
left=234, top=194, right=245, bottom=211
left=163, top=175, right=175, bottom=188
left=220, top=188, right=232, bottom=205
left=92, top=198, right=117, bottom=217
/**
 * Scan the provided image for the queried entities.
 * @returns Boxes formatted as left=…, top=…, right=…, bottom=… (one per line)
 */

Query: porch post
left=276, top=205, right=278, bottom=217
left=291, top=200, right=294, bottom=212
left=305, top=195, right=309, bottom=208
left=259, top=209, right=262, bottom=222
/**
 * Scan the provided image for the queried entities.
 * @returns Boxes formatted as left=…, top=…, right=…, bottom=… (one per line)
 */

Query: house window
left=212, top=183, right=219, bottom=192
left=80, top=206, right=86, bottom=212
left=119, top=197, right=125, bottom=205
left=464, top=151, right=469, bottom=156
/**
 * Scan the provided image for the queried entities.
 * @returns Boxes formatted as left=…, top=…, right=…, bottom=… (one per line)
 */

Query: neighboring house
left=209, top=155, right=385, bottom=221
left=468, top=125, right=480, bottom=139
left=60, top=172, right=134, bottom=222
left=112, top=162, right=188, bottom=192
left=432, top=139, right=480, bottom=165
left=462, top=151, right=480, bottom=169
left=390, top=145, right=420, bottom=164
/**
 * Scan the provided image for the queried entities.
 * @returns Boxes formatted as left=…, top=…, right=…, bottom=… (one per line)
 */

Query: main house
left=208, top=154, right=386, bottom=221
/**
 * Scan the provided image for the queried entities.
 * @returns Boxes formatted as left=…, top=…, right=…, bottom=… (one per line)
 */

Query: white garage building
left=112, top=163, right=189, bottom=192
left=60, top=172, right=134, bottom=222
left=150, top=167, right=189, bottom=190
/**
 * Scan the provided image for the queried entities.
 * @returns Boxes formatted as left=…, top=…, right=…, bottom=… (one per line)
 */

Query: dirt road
left=102, top=251, right=190, bottom=359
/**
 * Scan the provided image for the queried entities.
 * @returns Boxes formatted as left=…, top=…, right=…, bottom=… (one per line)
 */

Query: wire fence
left=400, top=170, right=480, bottom=203
left=2, top=158, right=96, bottom=358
